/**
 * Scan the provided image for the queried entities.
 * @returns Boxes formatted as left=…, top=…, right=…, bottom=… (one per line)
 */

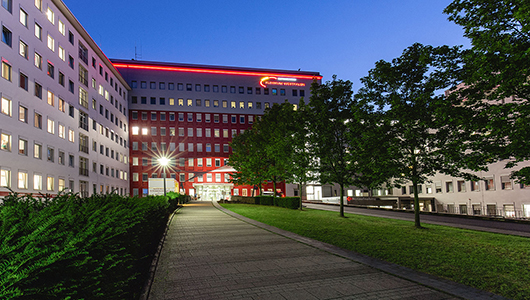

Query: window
left=47, top=34, right=55, bottom=51
left=47, top=118, right=54, bottom=134
left=47, top=90, right=54, bottom=106
left=19, top=40, right=28, bottom=59
left=0, top=169, right=11, bottom=187
left=446, top=181, right=454, bottom=193
left=46, top=176, right=54, bottom=191
left=1, top=97, right=11, bottom=116
left=68, top=129, right=75, bottom=142
left=79, top=64, right=88, bottom=86
left=34, top=52, right=42, bottom=69
left=58, top=72, right=64, bottom=86
left=1, top=0, right=11, bottom=12
left=2, top=61, right=11, bottom=81
left=46, top=7, right=55, bottom=24
left=34, top=113, right=42, bottom=129
left=501, top=176, right=512, bottom=190
left=2, top=26, right=11, bottom=47
left=457, top=180, right=466, bottom=192
left=18, top=171, right=28, bottom=189
left=79, top=111, right=88, bottom=131
left=484, top=177, right=495, bottom=190
left=47, top=147, right=54, bottom=162
left=35, top=23, right=42, bottom=40
left=47, top=62, right=54, bottom=79
left=34, top=143, right=42, bottom=159
left=78, top=43, right=88, bottom=65
left=0, top=133, right=11, bottom=151
left=32, top=174, right=42, bottom=190
left=58, top=20, right=65, bottom=35
left=19, top=105, right=27, bottom=123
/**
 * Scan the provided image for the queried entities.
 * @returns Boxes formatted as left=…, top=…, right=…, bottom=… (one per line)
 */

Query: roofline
left=52, top=0, right=131, bottom=90
left=111, top=59, right=322, bottom=80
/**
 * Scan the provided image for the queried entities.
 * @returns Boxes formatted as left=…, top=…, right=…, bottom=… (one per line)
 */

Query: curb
left=214, top=201, right=507, bottom=300
left=139, top=206, right=182, bottom=300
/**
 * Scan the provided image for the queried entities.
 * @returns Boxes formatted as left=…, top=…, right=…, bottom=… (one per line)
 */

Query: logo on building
left=259, top=77, right=306, bottom=88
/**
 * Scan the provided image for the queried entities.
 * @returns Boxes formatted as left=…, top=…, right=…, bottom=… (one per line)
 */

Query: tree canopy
left=444, top=0, right=530, bottom=184
left=355, top=43, right=488, bottom=228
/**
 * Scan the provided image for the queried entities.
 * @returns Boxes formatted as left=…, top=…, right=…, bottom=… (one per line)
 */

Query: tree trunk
left=298, top=182, right=303, bottom=210
left=273, top=178, right=277, bottom=198
left=340, top=183, right=345, bottom=217
left=412, top=166, right=422, bottom=228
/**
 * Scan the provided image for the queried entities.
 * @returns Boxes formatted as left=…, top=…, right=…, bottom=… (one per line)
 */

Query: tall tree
left=444, top=0, right=530, bottom=184
left=308, top=76, right=358, bottom=217
left=355, top=43, right=487, bottom=228
left=287, top=98, right=317, bottom=210
left=229, top=127, right=267, bottom=195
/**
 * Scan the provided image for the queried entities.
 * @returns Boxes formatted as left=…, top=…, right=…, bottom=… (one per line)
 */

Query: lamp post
left=158, top=157, right=170, bottom=196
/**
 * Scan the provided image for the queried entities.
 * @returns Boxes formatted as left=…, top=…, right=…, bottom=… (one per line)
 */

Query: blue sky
left=63, top=0, right=469, bottom=90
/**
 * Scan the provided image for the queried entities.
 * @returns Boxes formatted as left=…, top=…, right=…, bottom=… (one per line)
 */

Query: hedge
left=230, top=196, right=300, bottom=209
left=0, top=192, right=175, bottom=300
left=274, top=197, right=301, bottom=209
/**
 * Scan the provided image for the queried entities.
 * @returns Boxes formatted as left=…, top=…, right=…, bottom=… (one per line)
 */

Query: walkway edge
left=213, top=201, right=507, bottom=300
left=140, top=206, right=182, bottom=300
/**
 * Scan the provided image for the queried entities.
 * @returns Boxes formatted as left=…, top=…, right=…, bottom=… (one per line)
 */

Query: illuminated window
left=141, top=128, right=148, bottom=135
left=47, top=118, right=54, bottom=134
left=58, top=124, right=65, bottom=138
left=178, top=98, right=183, bottom=106
left=34, top=0, right=41, bottom=10
left=248, top=102, right=253, bottom=109
left=214, top=129, right=220, bottom=138
left=239, top=101, right=244, bottom=109
left=46, top=176, right=54, bottom=191
left=47, top=34, right=55, bottom=51
left=0, top=169, right=10, bottom=187
left=272, top=88, right=277, bottom=95
left=2, top=61, right=12, bottom=81
left=1, top=97, right=11, bottom=116
left=187, top=99, right=192, bottom=106
left=68, top=129, right=75, bottom=142
left=19, top=40, right=28, bottom=59
left=280, top=89, right=285, bottom=96
left=0, top=133, right=11, bottom=151
left=213, top=100, right=219, bottom=107
left=169, top=98, right=174, bottom=105
left=58, top=20, right=65, bottom=35
left=18, top=171, right=28, bottom=189
left=34, top=143, right=42, bottom=159
left=46, top=7, right=54, bottom=24
left=20, top=8, right=28, bottom=27
left=205, top=100, right=210, bottom=107
left=19, top=105, right=27, bottom=123
left=58, top=46, right=65, bottom=61
left=132, top=126, right=139, bottom=135
left=35, top=23, right=42, bottom=40
left=47, top=90, right=54, bottom=106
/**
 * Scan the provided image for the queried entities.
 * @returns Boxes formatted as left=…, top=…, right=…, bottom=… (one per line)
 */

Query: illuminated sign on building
left=259, top=77, right=306, bottom=88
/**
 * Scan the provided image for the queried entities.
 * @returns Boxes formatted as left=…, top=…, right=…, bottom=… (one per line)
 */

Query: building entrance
left=193, top=183, right=233, bottom=201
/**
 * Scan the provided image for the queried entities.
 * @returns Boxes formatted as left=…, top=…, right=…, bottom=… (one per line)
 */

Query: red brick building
left=113, top=60, right=321, bottom=200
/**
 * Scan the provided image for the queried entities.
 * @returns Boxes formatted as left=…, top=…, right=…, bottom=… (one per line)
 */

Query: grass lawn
left=221, top=203, right=530, bottom=300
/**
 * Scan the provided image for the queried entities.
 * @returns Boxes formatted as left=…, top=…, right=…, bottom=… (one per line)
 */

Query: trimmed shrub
left=231, top=196, right=259, bottom=204
left=274, top=197, right=301, bottom=209
left=0, top=192, right=171, bottom=300
left=259, top=196, right=274, bottom=206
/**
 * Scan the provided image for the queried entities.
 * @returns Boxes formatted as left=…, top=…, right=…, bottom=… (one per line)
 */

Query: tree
left=355, top=43, right=487, bottom=228
left=444, top=0, right=530, bottom=184
left=229, top=127, right=268, bottom=195
left=308, top=76, right=358, bottom=217
left=287, top=98, right=317, bottom=210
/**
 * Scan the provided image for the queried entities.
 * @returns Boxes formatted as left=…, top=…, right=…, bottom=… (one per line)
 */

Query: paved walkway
left=148, top=201, right=505, bottom=300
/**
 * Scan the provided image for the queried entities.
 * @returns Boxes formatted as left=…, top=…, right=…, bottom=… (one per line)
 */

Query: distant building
left=112, top=59, right=321, bottom=200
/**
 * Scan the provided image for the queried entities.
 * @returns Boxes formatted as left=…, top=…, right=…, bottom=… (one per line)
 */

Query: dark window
left=292, top=89, right=298, bottom=97
left=141, top=97, right=147, bottom=104
left=47, top=62, right=54, bottom=78
left=150, top=81, right=156, bottom=89
left=68, top=31, right=74, bottom=45
left=131, top=96, right=137, bottom=104
left=186, top=83, right=192, bottom=91
left=19, top=73, right=28, bottom=90
left=2, top=26, right=12, bottom=47
left=35, top=82, right=42, bottom=98
left=150, top=97, right=156, bottom=105
left=160, top=97, right=165, bottom=105
left=300, top=90, right=305, bottom=97
left=239, top=86, right=244, bottom=94
left=78, top=42, right=88, bottom=65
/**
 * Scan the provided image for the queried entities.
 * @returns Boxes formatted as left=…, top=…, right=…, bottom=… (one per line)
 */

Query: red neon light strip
left=113, top=63, right=322, bottom=80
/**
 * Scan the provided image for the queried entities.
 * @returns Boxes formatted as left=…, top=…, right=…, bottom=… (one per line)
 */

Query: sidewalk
left=147, top=201, right=505, bottom=300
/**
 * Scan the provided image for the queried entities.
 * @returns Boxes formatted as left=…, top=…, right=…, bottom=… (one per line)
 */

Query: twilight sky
left=63, top=0, right=469, bottom=90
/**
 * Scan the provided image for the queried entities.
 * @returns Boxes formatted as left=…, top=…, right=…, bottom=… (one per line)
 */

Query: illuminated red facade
left=113, top=60, right=321, bottom=200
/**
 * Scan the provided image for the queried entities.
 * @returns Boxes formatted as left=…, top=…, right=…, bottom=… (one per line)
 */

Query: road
left=304, top=202, right=530, bottom=238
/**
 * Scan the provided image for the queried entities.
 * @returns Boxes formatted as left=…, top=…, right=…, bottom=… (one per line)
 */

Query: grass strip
left=221, top=203, right=530, bottom=300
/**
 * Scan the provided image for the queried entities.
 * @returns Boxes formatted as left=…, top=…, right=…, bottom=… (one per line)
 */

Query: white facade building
left=0, top=0, right=130, bottom=197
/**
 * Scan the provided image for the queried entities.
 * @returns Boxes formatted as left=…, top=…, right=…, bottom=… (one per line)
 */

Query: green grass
left=221, top=204, right=530, bottom=300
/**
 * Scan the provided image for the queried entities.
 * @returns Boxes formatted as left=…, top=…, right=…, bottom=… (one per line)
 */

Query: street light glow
left=158, top=157, right=170, bottom=167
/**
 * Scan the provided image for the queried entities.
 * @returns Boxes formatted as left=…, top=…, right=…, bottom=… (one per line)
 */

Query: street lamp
left=158, top=157, right=170, bottom=196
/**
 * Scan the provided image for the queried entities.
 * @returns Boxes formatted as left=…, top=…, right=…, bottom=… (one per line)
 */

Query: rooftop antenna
left=134, top=42, right=142, bottom=60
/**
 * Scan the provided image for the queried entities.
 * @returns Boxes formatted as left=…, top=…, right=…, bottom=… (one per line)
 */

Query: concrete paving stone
left=146, top=201, right=504, bottom=300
